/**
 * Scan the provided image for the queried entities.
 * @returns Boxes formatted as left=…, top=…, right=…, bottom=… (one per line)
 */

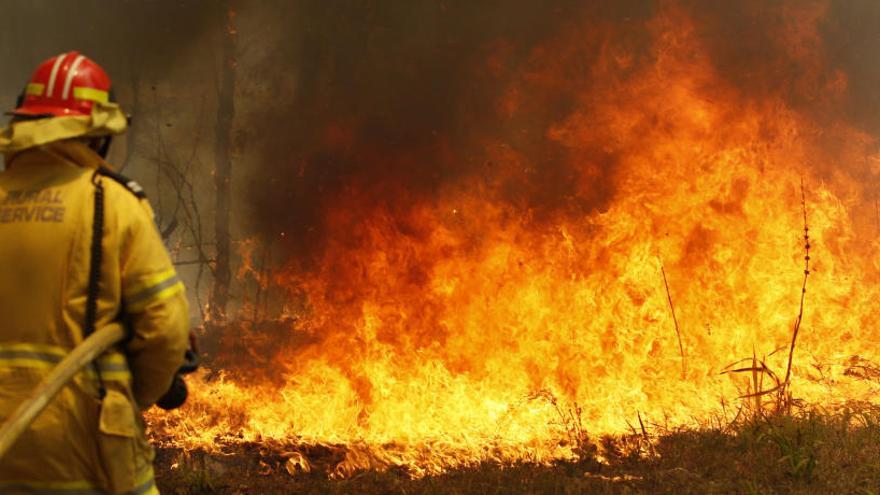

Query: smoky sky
left=822, top=0, right=880, bottom=134
left=244, top=0, right=880, bottom=265
left=244, top=0, right=658, bottom=264
left=0, top=1, right=215, bottom=99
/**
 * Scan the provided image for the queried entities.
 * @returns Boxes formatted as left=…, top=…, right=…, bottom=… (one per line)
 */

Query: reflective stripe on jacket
left=0, top=468, right=158, bottom=495
left=0, top=139, right=189, bottom=494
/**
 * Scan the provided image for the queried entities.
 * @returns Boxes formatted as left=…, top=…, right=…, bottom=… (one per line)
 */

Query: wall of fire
left=0, top=0, right=879, bottom=331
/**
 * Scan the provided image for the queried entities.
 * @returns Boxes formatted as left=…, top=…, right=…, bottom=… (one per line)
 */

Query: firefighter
left=0, top=51, right=189, bottom=494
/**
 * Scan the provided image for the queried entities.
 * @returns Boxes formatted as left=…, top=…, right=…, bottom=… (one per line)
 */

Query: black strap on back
left=86, top=172, right=107, bottom=399
left=97, top=166, right=146, bottom=200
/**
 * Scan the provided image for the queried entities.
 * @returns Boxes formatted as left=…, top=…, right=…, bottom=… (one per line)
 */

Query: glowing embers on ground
left=149, top=2, right=880, bottom=477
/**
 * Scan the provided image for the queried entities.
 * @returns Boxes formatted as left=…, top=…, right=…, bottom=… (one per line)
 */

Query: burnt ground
left=154, top=406, right=880, bottom=494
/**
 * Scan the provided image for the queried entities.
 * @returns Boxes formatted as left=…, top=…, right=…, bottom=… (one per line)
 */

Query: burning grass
left=154, top=403, right=880, bottom=494
left=150, top=0, right=880, bottom=489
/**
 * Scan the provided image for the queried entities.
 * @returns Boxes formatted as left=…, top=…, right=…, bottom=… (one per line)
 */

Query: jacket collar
left=5, top=139, right=111, bottom=171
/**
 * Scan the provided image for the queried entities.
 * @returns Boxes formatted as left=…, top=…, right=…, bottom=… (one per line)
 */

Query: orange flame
left=150, top=2, right=880, bottom=476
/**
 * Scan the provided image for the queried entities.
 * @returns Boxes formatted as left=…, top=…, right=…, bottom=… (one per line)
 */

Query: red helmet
left=12, top=51, right=112, bottom=118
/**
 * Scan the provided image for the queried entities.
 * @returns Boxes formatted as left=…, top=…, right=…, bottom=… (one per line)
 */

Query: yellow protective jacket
left=0, top=140, right=189, bottom=494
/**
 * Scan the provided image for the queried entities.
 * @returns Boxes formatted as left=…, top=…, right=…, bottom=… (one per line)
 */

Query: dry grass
left=154, top=403, right=880, bottom=494
left=155, top=185, right=866, bottom=494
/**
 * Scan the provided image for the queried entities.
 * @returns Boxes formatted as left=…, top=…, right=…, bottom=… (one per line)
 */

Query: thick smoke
left=2, top=1, right=876, bottom=266
left=244, top=0, right=658, bottom=264
left=1, top=0, right=878, bottom=280
left=822, top=0, right=880, bottom=135
left=243, top=0, right=880, bottom=266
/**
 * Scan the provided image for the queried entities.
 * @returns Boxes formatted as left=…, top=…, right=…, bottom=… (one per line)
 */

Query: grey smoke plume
left=241, top=0, right=880, bottom=264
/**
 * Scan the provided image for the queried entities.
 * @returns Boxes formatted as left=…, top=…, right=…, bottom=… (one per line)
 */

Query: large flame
left=150, top=2, right=880, bottom=476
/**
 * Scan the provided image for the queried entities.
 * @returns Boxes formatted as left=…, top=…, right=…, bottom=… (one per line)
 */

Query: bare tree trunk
left=210, top=3, right=237, bottom=324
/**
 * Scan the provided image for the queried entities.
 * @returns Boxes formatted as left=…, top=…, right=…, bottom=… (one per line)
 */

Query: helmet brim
left=7, top=105, right=89, bottom=118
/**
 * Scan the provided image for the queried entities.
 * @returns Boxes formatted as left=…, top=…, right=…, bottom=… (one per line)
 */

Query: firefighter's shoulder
left=96, top=166, right=147, bottom=200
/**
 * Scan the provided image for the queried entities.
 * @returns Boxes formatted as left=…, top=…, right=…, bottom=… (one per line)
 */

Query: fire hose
left=0, top=323, right=199, bottom=459
left=0, top=325, right=199, bottom=461
left=0, top=323, right=126, bottom=460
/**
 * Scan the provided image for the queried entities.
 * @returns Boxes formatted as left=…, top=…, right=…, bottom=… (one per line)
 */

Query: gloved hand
left=156, top=332, right=199, bottom=410
left=156, top=374, right=188, bottom=410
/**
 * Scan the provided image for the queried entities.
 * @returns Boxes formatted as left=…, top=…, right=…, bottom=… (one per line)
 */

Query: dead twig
left=721, top=351, right=783, bottom=419
left=660, top=264, right=686, bottom=378
left=636, top=412, right=656, bottom=457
